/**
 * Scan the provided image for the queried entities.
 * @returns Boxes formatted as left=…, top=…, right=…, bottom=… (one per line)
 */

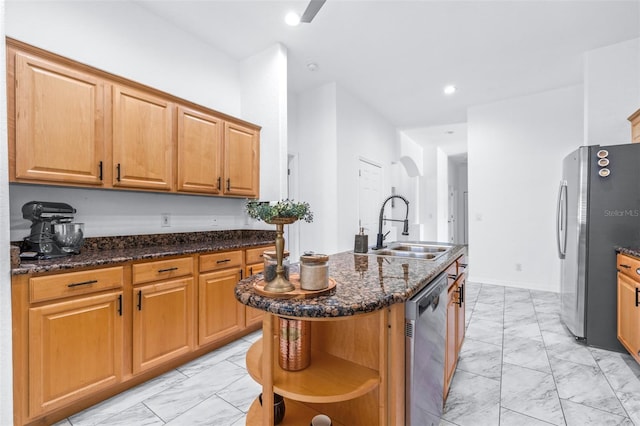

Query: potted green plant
left=245, top=199, right=313, bottom=224
left=245, top=199, right=313, bottom=292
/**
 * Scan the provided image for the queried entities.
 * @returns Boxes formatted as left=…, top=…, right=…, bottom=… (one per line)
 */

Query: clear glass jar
left=263, top=250, right=290, bottom=282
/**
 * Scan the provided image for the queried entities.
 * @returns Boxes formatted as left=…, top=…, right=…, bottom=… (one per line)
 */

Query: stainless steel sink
left=367, top=242, right=453, bottom=260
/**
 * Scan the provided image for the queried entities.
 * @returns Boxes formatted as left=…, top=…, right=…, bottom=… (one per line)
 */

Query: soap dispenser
left=354, top=227, right=369, bottom=253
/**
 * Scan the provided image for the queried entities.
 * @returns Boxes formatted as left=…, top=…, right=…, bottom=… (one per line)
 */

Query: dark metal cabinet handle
left=216, top=259, right=231, bottom=264
left=226, top=178, right=230, bottom=191
left=117, top=294, right=123, bottom=316
left=456, top=285, right=463, bottom=307
left=249, top=267, right=254, bottom=275
left=116, top=163, right=121, bottom=182
left=460, top=282, right=465, bottom=304
left=636, top=288, right=639, bottom=307
left=158, top=267, right=178, bottom=273
left=448, top=273, right=458, bottom=281
left=240, top=269, right=243, bottom=280
left=67, top=279, right=98, bottom=288
left=137, top=290, right=142, bottom=311
left=620, top=264, right=631, bottom=269
left=217, top=177, right=221, bottom=190
left=98, top=161, right=103, bottom=181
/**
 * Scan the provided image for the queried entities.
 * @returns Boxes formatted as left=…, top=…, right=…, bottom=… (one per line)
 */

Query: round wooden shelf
left=245, top=397, right=345, bottom=426
left=246, top=338, right=380, bottom=404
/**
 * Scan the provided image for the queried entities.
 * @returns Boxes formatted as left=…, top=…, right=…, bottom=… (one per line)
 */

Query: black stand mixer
left=21, top=201, right=84, bottom=259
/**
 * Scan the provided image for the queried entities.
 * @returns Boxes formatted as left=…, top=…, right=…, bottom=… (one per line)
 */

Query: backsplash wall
left=9, top=184, right=270, bottom=241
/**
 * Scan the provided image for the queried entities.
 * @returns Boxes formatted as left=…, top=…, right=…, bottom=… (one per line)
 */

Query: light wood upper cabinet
left=112, top=85, right=173, bottom=191
left=223, top=121, right=260, bottom=198
left=12, top=51, right=105, bottom=185
left=7, top=38, right=260, bottom=198
left=177, top=106, right=223, bottom=194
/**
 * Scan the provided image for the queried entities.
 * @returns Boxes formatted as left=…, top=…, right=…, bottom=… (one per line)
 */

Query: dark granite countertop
left=616, top=247, right=640, bottom=259
left=11, top=230, right=276, bottom=275
left=235, top=244, right=466, bottom=318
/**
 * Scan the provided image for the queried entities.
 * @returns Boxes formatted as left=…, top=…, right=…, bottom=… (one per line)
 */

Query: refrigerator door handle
left=556, top=180, right=568, bottom=259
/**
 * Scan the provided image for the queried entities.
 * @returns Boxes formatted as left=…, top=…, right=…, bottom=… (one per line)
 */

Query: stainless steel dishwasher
left=405, top=271, right=448, bottom=426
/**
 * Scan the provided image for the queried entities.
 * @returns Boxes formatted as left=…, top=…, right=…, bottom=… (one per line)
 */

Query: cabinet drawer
left=30, top=266, right=124, bottom=303
left=200, top=250, right=243, bottom=273
left=133, top=257, right=194, bottom=285
left=245, top=245, right=275, bottom=265
left=617, top=253, right=640, bottom=281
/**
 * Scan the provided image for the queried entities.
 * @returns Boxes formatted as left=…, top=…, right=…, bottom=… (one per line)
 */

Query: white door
left=358, top=159, right=383, bottom=240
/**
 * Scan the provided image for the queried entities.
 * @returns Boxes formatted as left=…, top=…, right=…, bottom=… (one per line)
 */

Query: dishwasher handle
left=419, top=294, right=440, bottom=316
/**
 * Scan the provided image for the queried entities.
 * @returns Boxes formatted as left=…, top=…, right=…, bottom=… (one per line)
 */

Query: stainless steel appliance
left=21, top=201, right=84, bottom=259
left=405, top=271, right=448, bottom=426
left=557, top=143, right=640, bottom=352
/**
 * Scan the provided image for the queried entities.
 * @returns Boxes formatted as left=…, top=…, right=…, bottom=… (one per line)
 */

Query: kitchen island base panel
left=246, top=397, right=346, bottom=426
left=248, top=310, right=392, bottom=425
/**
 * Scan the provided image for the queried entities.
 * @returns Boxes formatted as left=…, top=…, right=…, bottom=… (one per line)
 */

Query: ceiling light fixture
left=307, top=62, right=319, bottom=72
left=285, top=11, right=301, bottom=26
left=443, top=85, right=457, bottom=95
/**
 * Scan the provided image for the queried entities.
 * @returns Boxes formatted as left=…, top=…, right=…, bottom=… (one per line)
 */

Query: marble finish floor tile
left=550, top=355, right=626, bottom=417
left=56, top=283, right=640, bottom=426
left=500, top=363, right=564, bottom=425
left=457, top=337, right=503, bottom=380
left=442, top=370, right=501, bottom=426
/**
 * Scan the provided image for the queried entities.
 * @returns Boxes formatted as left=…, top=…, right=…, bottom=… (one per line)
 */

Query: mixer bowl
left=52, top=223, right=85, bottom=253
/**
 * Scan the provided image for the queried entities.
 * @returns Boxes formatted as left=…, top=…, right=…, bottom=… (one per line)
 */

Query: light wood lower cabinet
left=617, top=253, right=640, bottom=363
left=12, top=244, right=270, bottom=425
left=198, top=250, right=245, bottom=346
left=444, top=256, right=466, bottom=400
left=628, top=108, right=640, bottom=143
left=132, top=277, right=195, bottom=374
left=28, top=291, right=124, bottom=418
left=244, top=245, right=274, bottom=327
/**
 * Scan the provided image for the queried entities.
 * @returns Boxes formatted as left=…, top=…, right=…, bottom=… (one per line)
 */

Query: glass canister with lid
left=299, top=252, right=329, bottom=290
left=263, top=250, right=290, bottom=282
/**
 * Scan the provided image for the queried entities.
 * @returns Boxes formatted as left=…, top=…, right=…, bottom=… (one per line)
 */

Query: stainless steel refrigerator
left=557, top=143, right=640, bottom=352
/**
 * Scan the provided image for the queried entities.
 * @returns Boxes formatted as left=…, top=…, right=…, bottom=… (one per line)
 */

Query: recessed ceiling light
left=443, top=85, right=457, bottom=95
left=285, top=11, right=301, bottom=26
left=307, top=62, right=319, bottom=71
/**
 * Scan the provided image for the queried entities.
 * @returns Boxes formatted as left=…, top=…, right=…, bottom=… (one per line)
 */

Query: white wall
left=296, top=83, right=338, bottom=254
left=6, top=0, right=240, bottom=115
left=240, top=43, right=289, bottom=201
left=293, top=82, right=401, bottom=255
left=335, top=86, right=399, bottom=252
left=585, top=38, right=640, bottom=145
left=5, top=1, right=282, bottom=240
left=468, top=85, right=583, bottom=291
left=0, top=1, right=14, bottom=423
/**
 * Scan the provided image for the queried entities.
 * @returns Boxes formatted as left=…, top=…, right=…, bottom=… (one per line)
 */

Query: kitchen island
left=235, top=244, right=467, bottom=426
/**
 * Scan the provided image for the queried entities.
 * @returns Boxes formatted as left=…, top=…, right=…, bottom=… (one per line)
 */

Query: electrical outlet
left=161, top=213, right=171, bottom=227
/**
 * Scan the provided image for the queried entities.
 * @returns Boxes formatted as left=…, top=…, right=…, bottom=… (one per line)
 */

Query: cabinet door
left=28, top=291, right=123, bottom=417
left=245, top=263, right=265, bottom=327
left=444, top=284, right=457, bottom=400
left=112, top=85, right=173, bottom=191
left=618, top=273, right=640, bottom=360
left=199, top=268, right=245, bottom=345
left=456, top=277, right=466, bottom=354
left=132, top=278, right=195, bottom=374
left=14, top=52, right=105, bottom=185
left=177, top=106, right=223, bottom=194
left=223, top=122, right=259, bottom=197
